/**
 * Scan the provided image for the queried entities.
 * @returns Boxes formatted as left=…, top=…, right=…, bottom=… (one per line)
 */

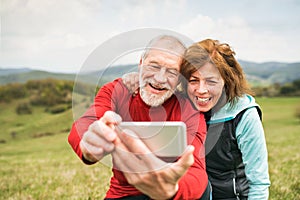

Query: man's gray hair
left=142, top=35, right=187, bottom=59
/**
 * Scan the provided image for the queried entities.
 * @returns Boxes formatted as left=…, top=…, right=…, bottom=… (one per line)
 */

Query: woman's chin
left=194, top=103, right=212, bottom=113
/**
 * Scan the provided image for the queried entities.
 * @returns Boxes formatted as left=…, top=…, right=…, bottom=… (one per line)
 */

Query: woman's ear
left=176, top=83, right=183, bottom=92
left=177, top=75, right=187, bottom=94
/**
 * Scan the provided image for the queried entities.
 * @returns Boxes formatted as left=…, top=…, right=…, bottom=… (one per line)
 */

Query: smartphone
left=118, top=121, right=187, bottom=162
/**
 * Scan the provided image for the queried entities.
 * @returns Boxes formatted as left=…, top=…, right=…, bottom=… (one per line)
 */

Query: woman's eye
left=207, top=80, right=217, bottom=85
left=189, top=79, right=199, bottom=83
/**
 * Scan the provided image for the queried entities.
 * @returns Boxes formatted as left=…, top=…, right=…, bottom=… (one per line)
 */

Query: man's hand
left=112, top=128, right=195, bottom=199
left=79, top=111, right=122, bottom=163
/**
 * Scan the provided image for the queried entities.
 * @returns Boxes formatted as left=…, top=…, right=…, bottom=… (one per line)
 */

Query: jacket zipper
left=233, top=177, right=240, bottom=200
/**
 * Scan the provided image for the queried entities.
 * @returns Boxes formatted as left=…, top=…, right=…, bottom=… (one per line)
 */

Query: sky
left=0, top=0, right=300, bottom=73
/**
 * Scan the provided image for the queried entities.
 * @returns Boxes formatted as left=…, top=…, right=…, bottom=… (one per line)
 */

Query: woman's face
left=187, top=62, right=225, bottom=112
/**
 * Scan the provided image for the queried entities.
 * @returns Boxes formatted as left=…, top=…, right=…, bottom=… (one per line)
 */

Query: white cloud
left=0, top=0, right=109, bottom=71
left=179, top=14, right=300, bottom=63
left=0, top=0, right=299, bottom=73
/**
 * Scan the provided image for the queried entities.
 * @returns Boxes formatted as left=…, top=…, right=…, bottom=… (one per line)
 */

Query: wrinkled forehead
left=192, top=62, right=223, bottom=80
left=143, top=48, right=183, bottom=68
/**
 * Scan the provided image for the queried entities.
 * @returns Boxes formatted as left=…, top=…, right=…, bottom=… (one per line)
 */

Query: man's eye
left=149, top=65, right=161, bottom=70
left=167, top=70, right=179, bottom=77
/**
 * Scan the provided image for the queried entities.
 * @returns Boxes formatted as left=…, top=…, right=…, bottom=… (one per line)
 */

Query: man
left=68, top=35, right=209, bottom=199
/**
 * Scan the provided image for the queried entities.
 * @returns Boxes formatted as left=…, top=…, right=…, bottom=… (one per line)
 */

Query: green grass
left=256, top=97, right=300, bottom=199
left=0, top=99, right=73, bottom=142
left=0, top=97, right=299, bottom=199
left=0, top=134, right=112, bottom=200
left=0, top=100, right=112, bottom=199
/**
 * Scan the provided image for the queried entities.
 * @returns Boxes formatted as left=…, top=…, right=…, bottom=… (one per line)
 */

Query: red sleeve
left=68, top=78, right=126, bottom=163
left=174, top=103, right=208, bottom=199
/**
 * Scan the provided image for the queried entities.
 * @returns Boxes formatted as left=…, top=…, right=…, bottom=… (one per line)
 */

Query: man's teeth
left=150, top=83, right=165, bottom=90
left=196, top=97, right=210, bottom=102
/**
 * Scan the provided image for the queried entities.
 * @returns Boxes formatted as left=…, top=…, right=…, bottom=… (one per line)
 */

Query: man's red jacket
left=68, top=78, right=208, bottom=199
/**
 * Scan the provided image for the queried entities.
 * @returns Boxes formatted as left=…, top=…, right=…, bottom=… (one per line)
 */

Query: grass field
left=256, top=97, right=300, bottom=200
left=0, top=97, right=299, bottom=199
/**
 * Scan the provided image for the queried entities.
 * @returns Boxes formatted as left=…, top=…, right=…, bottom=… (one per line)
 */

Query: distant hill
left=239, top=61, right=300, bottom=85
left=0, top=65, right=137, bottom=85
left=0, top=69, right=76, bottom=85
left=1, top=61, right=299, bottom=86
left=0, top=68, right=32, bottom=76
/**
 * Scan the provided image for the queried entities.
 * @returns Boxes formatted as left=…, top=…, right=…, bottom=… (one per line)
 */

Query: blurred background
left=0, top=0, right=299, bottom=199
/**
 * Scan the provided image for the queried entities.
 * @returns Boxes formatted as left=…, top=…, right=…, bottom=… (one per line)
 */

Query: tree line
left=0, top=79, right=94, bottom=115
left=1, top=78, right=300, bottom=104
left=0, top=78, right=299, bottom=114
left=1, top=78, right=299, bottom=102
left=252, top=79, right=300, bottom=97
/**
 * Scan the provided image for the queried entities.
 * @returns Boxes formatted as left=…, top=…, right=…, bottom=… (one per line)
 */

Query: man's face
left=139, top=49, right=182, bottom=107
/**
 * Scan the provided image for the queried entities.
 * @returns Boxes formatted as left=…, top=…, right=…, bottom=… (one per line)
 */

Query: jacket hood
left=207, top=95, right=259, bottom=124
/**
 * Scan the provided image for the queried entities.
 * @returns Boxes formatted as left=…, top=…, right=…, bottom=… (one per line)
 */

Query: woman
left=122, top=39, right=270, bottom=199
left=180, top=39, right=270, bottom=200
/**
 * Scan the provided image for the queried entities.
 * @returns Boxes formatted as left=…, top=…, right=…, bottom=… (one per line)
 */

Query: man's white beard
left=140, top=88, right=173, bottom=107
left=139, top=79, right=174, bottom=107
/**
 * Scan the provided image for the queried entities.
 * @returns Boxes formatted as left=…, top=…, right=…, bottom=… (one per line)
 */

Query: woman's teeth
left=196, top=97, right=210, bottom=103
